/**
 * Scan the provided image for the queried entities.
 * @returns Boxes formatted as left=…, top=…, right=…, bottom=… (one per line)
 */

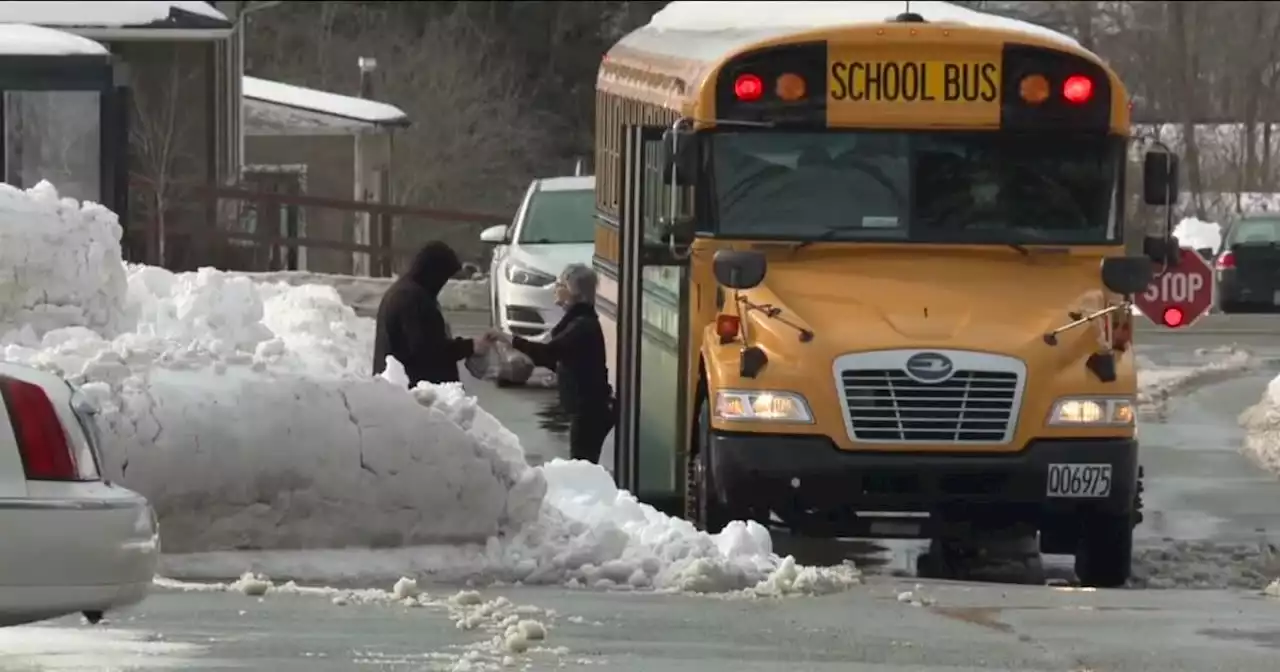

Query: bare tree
left=129, top=48, right=204, bottom=267
left=244, top=3, right=550, bottom=260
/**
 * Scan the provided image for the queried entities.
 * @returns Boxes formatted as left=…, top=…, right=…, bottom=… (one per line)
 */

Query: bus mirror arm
left=737, top=297, right=815, bottom=343
left=1042, top=303, right=1128, bottom=347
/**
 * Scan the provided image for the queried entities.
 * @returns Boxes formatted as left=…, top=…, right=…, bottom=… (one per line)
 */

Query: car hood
left=510, top=243, right=594, bottom=276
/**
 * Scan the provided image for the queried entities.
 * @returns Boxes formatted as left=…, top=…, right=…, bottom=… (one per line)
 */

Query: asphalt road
left=15, top=309, right=1280, bottom=671
left=10, top=578, right=1280, bottom=671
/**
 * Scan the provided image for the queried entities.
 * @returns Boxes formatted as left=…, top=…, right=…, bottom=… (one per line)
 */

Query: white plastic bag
left=465, top=340, right=535, bottom=385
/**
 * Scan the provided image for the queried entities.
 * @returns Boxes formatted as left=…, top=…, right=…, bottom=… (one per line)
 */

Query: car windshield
left=518, top=188, right=596, bottom=244
left=709, top=130, right=1123, bottom=245
left=1228, top=218, right=1280, bottom=245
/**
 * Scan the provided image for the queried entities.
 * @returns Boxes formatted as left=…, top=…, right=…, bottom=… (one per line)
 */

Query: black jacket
left=512, top=302, right=612, bottom=414
left=372, top=241, right=474, bottom=386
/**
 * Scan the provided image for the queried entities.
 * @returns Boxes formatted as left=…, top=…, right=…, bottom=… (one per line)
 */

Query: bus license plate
left=1046, top=464, right=1112, bottom=498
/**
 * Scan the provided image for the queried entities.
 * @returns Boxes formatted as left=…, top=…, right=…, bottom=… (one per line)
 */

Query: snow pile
left=1239, top=372, right=1280, bottom=476
left=234, top=269, right=490, bottom=315
left=3, top=181, right=859, bottom=597
left=1136, top=347, right=1255, bottom=413
left=157, top=576, right=578, bottom=670
left=1173, top=217, right=1223, bottom=253
left=0, top=182, right=540, bottom=553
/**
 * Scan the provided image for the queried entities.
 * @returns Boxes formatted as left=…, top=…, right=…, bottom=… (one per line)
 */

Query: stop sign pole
left=1133, top=246, right=1215, bottom=327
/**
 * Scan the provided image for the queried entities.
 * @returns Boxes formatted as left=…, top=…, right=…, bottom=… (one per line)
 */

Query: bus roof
left=619, top=1, right=1083, bottom=68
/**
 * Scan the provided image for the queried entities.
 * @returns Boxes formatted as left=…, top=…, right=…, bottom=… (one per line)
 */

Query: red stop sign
left=1133, top=247, right=1215, bottom=328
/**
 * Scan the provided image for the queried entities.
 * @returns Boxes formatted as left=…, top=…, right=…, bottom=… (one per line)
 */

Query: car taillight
left=1215, top=251, right=1235, bottom=270
left=0, top=375, right=91, bottom=481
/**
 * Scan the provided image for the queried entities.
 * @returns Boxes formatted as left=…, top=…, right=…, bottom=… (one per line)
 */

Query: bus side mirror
left=661, top=127, right=698, bottom=187
left=713, top=249, right=767, bottom=289
left=1142, top=150, right=1179, bottom=207
left=1143, top=235, right=1182, bottom=266
left=1100, top=256, right=1154, bottom=296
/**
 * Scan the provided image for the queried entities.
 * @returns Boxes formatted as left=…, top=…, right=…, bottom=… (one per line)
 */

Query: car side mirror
left=660, top=126, right=698, bottom=187
left=1142, top=150, right=1179, bottom=207
left=479, top=225, right=508, bottom=244
left=712, top=249, right=767, bottom=290
left=1100, top=256, right=1154, bottom=296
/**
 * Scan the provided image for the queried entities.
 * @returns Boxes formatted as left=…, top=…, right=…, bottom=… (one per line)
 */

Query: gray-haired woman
left=485, top=264, right=615, bottom=463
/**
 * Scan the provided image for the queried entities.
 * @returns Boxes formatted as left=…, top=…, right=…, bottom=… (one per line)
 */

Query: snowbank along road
left=4, top=179, right=1280, bottom=669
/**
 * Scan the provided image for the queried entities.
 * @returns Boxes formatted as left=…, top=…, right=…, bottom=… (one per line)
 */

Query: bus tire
left=686, top=393, right=730, bottom=534
left=1073, top=513, right=1133, bottom=588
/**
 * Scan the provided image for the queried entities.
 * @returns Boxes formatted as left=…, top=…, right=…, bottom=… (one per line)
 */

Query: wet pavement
left=14, top=578, right=1280, bottom=671
left=446, top=309, right=1280, bottom=584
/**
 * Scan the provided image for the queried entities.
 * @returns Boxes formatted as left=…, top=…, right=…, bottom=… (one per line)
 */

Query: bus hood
left=738, top=250, right=1111, bottom=355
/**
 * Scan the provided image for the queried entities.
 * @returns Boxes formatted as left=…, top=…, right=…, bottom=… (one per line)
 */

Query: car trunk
left=1231, top=242, right=1280, bottom=301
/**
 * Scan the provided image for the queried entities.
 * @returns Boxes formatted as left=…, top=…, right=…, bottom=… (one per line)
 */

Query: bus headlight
left=714, top=390, right=813, bottom=423
left=1047, top=397, right=1135, bottom=426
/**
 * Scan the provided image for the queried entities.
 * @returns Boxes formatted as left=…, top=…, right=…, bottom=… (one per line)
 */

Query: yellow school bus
left=592, top=2, right=1179, bottom=587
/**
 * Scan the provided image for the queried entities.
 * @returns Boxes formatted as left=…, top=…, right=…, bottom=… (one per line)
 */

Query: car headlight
left=1047, top=396, right=1135, bottom=426
left=504, top=260, right=557, bottom=287
left=714, top=389, right=813, bottom=423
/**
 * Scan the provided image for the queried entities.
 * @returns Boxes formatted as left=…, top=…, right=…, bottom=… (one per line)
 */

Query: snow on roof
left=243, top=76, right=409, bottom=130
left=0, top=1, right=229, bottom=29
left=646, top=1, right=1079, bottom=48
left=538, top=175, right=595, bottom=191
left=0, top=23, right=109, bottom=56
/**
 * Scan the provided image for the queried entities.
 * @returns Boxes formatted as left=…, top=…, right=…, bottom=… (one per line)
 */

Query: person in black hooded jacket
left=373, top=240, right=483, bottom=386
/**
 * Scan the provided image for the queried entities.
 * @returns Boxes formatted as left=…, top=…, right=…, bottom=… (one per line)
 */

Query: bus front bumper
left=706, top=431, right=1138, bottom=532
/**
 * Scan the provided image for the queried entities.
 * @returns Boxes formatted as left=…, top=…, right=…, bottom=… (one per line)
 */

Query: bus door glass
left=614, top=125, right=690, bottom=512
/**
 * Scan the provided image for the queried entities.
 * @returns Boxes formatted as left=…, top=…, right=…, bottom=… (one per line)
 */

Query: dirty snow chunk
left=647, top=1, right=1078, bottom=48
left=1265, top=579, right=1280, bottom=597
left=1173, top=217, right=1223, bottom=253
left=1136, top=349, right=1254, bottom=410
left=1131, top=541, right=1280, bottom=590
left=231, top=571, right=273, bottom=596
left=1239, top=372, right=1280, bottom=476
left=439, top=277, right=491, bottom=312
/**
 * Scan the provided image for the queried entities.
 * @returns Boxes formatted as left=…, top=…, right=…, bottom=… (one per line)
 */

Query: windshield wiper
left=789, top=224, right=874, bottom=251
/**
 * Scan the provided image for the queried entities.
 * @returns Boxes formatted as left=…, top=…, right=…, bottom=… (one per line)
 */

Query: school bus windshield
left=709, top=130, right=1124, bottom=246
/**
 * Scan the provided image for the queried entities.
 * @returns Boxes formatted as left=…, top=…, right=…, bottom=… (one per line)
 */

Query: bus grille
left=839, top=368, right=1019, bottom=443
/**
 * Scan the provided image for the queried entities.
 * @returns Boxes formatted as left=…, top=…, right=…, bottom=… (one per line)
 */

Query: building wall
left=245, top=134, right=356, bottom=274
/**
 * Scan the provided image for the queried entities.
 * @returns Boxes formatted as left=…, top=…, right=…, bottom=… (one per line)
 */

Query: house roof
left=0, top=23, right=110, bottom=56
left=243, top=76, right=411, bottom=137
left=0, top=1, right=232, bottom=40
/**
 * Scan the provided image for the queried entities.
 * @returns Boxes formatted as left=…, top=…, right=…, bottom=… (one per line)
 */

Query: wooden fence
left=129, top=183, right=510, bottom=276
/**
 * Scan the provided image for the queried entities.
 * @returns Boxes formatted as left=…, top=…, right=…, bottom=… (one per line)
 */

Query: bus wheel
left=686, top=394, right=730, bottom=533
left=1073, top=513, right=1134, bottom=588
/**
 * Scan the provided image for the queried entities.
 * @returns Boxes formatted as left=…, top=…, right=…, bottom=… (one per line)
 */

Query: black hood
left=405, top=240, right=461, bottom=295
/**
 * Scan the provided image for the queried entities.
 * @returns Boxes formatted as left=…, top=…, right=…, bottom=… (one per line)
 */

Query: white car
left=480, top=175, right=596, bottom=343
left=0, top=362, right=158, bottom=627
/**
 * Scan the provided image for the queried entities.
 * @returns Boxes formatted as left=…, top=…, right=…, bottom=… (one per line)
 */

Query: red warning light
left=1161, top=306, right=1185, bottom=328
left=1062, top=75, right=1094, bottom=104
left=734, top=73, right=764, bottom=102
